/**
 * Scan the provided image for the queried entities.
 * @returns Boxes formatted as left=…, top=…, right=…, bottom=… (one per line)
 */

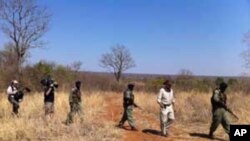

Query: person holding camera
left=6, top=80, right=20, bottom=116
left=42, top=75, right=58, bottom=117
left=6, top=80, right=31, bottom=116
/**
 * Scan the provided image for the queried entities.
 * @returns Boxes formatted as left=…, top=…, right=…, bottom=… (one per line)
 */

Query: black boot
left=131, top=126, right=138, bottom=131
left=116, top=123, right=123, bottom=128
left=208, top=131, right=214, bottom=139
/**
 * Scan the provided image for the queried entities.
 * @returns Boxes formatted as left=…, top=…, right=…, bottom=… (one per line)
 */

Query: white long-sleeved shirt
left=157, top=88, right=175, bottom=105
left=6, top=86, right=18, bottom=95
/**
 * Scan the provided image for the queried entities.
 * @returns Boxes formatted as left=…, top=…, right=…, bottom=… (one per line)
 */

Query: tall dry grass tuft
left=0, top=92, right=121, bottom=141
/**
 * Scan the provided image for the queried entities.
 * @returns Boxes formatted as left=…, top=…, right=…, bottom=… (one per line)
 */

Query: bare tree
left=0, top=44, right=17, bottom=72
left=0, top=0, right=51, bottom=77
left=100, top=45, right=135, bottom=82
left=241, top=48, right=250, bottom=69
left=0, top=44, right=19, bottom=84
left=69, top=61, right=82, bottom=78
left=241, top=31, right=250, bottom=69
left=70, top=61, right=82, bottom=72
left=177, top=69, right=193, bottom=79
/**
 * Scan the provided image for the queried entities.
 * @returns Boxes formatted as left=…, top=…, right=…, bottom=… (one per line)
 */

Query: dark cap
left=128, top=83, right=135, bottom=89
left=219, top=82, right=228, bottom=90
left=163, top=80, right=171, bottom=89
left=75, top=80, right=81, bottom=85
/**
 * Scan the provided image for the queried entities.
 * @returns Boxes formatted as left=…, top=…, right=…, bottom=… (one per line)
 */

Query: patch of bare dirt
left=104, top=94, right=228, bottom=141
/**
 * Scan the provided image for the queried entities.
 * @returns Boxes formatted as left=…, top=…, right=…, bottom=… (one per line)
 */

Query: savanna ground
left=0, top=91, right=249, bottom=141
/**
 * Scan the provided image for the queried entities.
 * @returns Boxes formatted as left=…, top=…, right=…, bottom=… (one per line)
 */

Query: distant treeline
left=1, top=61, right=250, bottom=94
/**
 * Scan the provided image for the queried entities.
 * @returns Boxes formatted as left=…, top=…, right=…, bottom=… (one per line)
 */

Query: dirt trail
left=104, top=94, right=228, bottom=141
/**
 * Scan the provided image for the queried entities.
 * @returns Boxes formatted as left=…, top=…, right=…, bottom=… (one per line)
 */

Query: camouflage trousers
left=119, top=106, right=135, bottom=128
left=210, top=108, right=230, bottom=134
left=65, top=102, right=83, bottom=124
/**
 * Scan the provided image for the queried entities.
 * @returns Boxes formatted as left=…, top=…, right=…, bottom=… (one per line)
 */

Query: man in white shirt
left=157, top=80, right=175, bottom=137
left=6, top=80, right=20, bottom=115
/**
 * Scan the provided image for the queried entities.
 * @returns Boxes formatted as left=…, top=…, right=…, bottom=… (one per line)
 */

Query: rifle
left=134, top=103, right=143, bottom=110
left=219, top=96, right=239, bottom=120
left=226, top=108, right=239, bottom=120
left=22, top=87, right=31, bottom=92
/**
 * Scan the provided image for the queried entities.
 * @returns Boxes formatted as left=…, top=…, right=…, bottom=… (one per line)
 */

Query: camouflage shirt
left=69, top=87, right=81, bottom=103
left=211, top=89, right=227, bottom=112
left=123, top=89, right=134, bottom=107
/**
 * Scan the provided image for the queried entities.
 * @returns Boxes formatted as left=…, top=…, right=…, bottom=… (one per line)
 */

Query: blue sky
left=1, top=0, right=250, bottom=76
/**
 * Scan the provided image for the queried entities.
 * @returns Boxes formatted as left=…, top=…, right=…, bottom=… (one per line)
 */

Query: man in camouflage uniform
left=117, top=84, right=138, bottom=131
left=65, top=80, right=83, bottom=125
left=209, top=82, right=230, bottom=139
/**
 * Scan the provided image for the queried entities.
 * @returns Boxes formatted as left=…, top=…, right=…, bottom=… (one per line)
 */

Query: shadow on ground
left=189, top=133, right=227, bottom=141
left=142, top=129, right=162, bottom=136
left=115, top=125, right=138, bottom=131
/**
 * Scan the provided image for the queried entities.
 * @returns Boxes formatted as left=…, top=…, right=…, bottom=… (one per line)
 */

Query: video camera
left=14, top=87, right=31, bottom=102
left=40, top=77, right=59, bottom=88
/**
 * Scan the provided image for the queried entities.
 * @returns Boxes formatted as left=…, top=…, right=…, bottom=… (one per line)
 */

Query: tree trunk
left=114, top=72, right=121, bottom=83
left=16, top=54, right=23, bottom=80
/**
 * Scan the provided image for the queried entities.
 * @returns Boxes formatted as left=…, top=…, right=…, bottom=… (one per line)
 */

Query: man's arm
left=76, top=89, right=82, bottom=101
left=7, top=86, right=17, bottom=95
left=76, top=89, right=81, bottom=97
left=157, top=89, right=164, bottom=108
left=45, top=86, right=52, bottom=96
left=124, top=91, right=132, bottom=105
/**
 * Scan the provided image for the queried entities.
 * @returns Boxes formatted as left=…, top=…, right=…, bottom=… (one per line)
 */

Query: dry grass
left=135, top=91, right=250, bottom=137
left=0, top=90, right=249, bottom=141
left=135, top=91, right=250, bottom=123
left=0, top=91, right=121, bottom=141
